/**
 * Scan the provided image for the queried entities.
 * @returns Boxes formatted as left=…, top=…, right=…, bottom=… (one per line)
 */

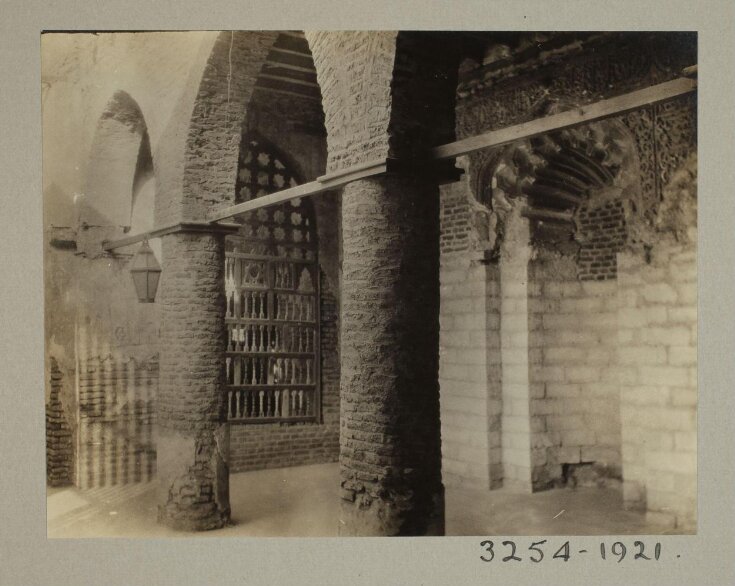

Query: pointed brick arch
left=307, top=31, right=460, bottom=171
left=158, top=30, right=463, bottom=534
left=156, top=31, right=330, bottom=530
left=80, top=90, right=153, bottom=256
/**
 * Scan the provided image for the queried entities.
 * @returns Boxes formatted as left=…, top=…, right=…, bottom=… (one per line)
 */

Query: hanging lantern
left=130, top=240, right=161, bottom=303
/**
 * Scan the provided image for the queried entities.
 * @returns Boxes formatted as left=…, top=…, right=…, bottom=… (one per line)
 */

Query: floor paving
left=47, top=463, right=686, bottom=538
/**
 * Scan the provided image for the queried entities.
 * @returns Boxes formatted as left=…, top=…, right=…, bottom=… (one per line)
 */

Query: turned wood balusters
left=223, top=138, right=320, bottom=424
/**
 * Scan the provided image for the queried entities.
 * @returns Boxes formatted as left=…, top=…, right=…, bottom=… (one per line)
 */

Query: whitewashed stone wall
left=618, top=243, right=697, bottom=531
left=528, top=255, right=622, bottom=489
left=439, top=179, right=502, bottom=490
left=498, top=211, right=534, bottom=491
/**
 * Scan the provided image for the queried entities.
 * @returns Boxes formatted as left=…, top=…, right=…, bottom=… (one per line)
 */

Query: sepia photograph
left=41, top=30, right=700, bottom=539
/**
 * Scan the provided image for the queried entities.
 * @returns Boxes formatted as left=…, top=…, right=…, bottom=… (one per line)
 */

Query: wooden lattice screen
left=224, top=136, right=320, bottom=423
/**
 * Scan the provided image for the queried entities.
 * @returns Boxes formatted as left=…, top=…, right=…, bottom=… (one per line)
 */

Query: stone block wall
left=499, top=216, right=534, bottom=491
left=229, top=272, right=340, bottom=472
left=618, top=244, right=697, bottom=531
left=438, top=255, right=502, bottom=489
left=439, top=200, right=625, bottom=493
left=528, top=255, right=622, bottom=489
left=439, top=178, right=502, bottom=490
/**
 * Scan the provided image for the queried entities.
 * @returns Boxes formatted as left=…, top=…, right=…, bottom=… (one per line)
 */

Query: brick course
left=157, top=231, right=231, bottom=530
left=339, top=175, right=443, bottom=536
left=576, top=200, right=628, bottom=281
left=46, top=358, right=74, bottom=486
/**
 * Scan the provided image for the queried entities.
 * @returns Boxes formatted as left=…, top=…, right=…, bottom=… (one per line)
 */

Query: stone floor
left=47, top=463, right=685, bottom=538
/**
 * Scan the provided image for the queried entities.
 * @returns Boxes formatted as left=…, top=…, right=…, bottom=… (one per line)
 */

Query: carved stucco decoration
left=457, top=34, right=697, bottom=260
left=655, top=151, right=698, bottom=246
left=463, top=98, right=639, bottom=260
left=621, top=94, right=697, bottom=250
left=456, top=32, right=696, bottom=131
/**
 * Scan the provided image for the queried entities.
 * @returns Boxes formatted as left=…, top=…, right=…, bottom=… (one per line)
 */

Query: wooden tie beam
left=102, top=75, right=696, bottom=252
left=430, top=76, right=697, bottom=160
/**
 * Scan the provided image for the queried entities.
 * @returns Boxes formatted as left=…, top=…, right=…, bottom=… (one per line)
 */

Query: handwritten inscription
left=480, top=540, right=670, bottom=563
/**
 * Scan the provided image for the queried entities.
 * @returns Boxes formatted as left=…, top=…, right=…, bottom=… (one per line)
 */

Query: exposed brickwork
left=308, top=31, right=459, bottom=172
left=339, top=175, right=443, bottom=536
left=307, top=31, right=397, bottom=173
left=77, top=353, right=157, bottom=489
left=157, top=231, right=230, bottom=530
left=161, top=31, right=279, bottom=224
left=46, top=358, right=74, bottom=486
left=618, top=245, right=697, bottom=531
left=576, top=200, right=628, bottom=280
left=229, top=271, right=340, bottom=472
left=439, top=178, right=474, bottom=254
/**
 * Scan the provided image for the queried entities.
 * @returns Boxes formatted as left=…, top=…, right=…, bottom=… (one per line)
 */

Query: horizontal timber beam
left=101, top=74, right=696, bottom=251
left=101, top=222, right=239, bottom=251
left=268, top=46, right=313, bottom=59
left=206, top=159, right=389, bottom=223
left=431, top=76, right=697, bottom=160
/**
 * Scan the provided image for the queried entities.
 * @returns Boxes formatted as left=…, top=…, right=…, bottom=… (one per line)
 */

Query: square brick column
left=157, top=228, right=233, bottom=531
left=338, top=174, right=444, bottom=536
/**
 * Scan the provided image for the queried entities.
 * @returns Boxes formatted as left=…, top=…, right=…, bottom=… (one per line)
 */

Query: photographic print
left=42, top=30, right=698, bottom=539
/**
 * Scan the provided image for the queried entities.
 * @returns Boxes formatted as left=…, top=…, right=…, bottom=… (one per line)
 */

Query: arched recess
left=176, top=30, right=330, bottom=428
left=170, top=29, right=338, bottom=280
left=129, top=126, right=159, bottom=258
left=224, top=132, right=321, bottom=424
left=80, top=90, right=154, bottom=256
left=154, top=31, right=332, bottom=530
left=472, top=104, right=641, bottom=272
